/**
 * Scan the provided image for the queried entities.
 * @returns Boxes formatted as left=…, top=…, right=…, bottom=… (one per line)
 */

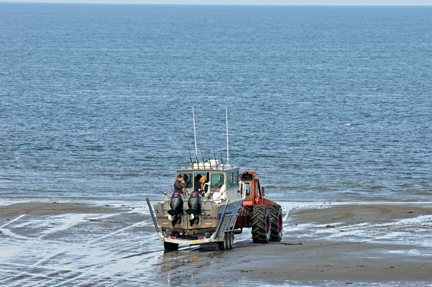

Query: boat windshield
left=211, top=173, right=224, bottom=191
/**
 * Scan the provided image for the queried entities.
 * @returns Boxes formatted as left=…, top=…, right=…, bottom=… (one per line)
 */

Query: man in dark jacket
left=174, top=175, right=186, bottom=193
left=194, top=174, right=202, bottom=191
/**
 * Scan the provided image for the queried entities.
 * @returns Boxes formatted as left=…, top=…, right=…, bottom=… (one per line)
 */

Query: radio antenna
left=199, top=140, right=205, bottom=163
left=212, top=142, right=218, bottom=166
left=226, top=107, right=229, bottom=165
left=205, top=137, right=210, bottom=162
left=219, top=143, right=224, bottom=168
left=193, top=107, right=198, bottom=160
left=194, top=142, right=199, bottom=164
left=187, top=141, right=193, bottom=165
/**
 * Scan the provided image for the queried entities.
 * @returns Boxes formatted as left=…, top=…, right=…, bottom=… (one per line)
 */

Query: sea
left=1, top=3, right=431, bottom=204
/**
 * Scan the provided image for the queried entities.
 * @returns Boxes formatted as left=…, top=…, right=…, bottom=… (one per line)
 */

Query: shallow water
left=1, top=200, right=431, bottom=286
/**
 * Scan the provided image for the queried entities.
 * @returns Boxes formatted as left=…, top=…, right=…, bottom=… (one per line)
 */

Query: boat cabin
left=154, top=163, right=244, bottom=233
left=176, top=164, right=240, bottom=201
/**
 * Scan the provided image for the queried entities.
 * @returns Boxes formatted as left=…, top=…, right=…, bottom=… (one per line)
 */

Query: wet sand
left=1, top=201, right=431, bottom=286
left=213, top=203, right=432, bottom=285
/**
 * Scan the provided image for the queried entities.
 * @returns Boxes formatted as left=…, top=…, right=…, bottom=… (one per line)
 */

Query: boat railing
left=178, top=162, right=238, bottom=171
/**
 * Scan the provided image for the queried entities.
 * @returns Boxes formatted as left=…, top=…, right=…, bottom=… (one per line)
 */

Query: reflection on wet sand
left=1, top=201, right=432, bottom=286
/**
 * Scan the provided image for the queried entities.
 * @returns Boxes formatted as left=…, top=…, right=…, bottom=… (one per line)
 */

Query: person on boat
left=198, top=176, right=209, bottom=195
left=194, top=174, right=202, bottom=191
left=174, top=175, right=187, bottom=193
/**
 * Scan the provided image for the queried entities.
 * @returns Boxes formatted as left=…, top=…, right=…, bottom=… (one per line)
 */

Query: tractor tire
left=218, top=233, right=227, bottom=250
left=164, top=242, right=179, bottom=251
left=269, top=204, right=283, bottom=241
left=251, top=205, right=271, bottom=243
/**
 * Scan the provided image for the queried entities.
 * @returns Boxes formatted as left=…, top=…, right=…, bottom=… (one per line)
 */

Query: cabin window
left=178, top=173, right=193, bottom=188
left=245, top=182, right=250, bottom=196
left=227, top=171, right=239, bottom=188
left=227, top=173, right=233, bottom=188
left=211, top=173, right=224, bottom=191
left=233, top=171, right=238, bottom=187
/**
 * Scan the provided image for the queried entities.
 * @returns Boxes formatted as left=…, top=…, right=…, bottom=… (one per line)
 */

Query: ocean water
left=1, top=4, right=431, bottom=203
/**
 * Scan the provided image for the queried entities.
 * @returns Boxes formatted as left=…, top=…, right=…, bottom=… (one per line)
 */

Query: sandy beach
left=1, top=201, right=431, bottom=286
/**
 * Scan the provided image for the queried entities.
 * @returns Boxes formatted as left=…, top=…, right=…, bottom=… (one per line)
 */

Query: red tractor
left=235, top=171, right=283, bottom=243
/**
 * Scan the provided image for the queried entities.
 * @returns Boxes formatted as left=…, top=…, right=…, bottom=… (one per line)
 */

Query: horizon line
left=1, top=1, right=432, bottom=6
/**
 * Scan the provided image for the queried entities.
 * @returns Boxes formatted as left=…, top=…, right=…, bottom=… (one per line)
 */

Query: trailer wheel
left=218, top=233, right=227, bottom=250
left=164, top=242, right=179, bottom=251
left=229, top=232, right=234, bottom=249
left=226, top=232, right=230, bottom=249
left=269, top=204, right=283, bottom=241
left=251, top=205, right=271, bottom=243
left=226, top=232, right=231, bottom=249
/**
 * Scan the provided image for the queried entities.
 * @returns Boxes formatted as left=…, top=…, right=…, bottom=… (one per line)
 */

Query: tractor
left=236, top=171, right=283, bottom=243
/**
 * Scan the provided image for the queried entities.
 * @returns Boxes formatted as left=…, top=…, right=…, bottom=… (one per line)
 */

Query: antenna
left=219, top=143, right=224, bottom=169
left=199, top=140, right=205, bottom=163
left=187, top=141, right=193, bottom=165
left=226, top=107, right=229, bottom=165
left=194, top=144, right=199, bottom=164
left=193, top=107, right=198, bottom=160
left=205, top=137, right=210, bottom=162
left=212, top=142, right=218, bottom=166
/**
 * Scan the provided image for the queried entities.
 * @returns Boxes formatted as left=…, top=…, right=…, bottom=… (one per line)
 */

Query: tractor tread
left=268, top=204, right=283, bottom=241
left=251, top=205, right=271, bottom=243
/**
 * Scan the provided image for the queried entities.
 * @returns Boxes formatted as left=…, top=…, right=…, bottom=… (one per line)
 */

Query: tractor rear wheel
left=164, top=242, right=179, bottom=251
left=251, top=205, right=271, bottom=243
left=269, top=204, right=283, bottom=241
